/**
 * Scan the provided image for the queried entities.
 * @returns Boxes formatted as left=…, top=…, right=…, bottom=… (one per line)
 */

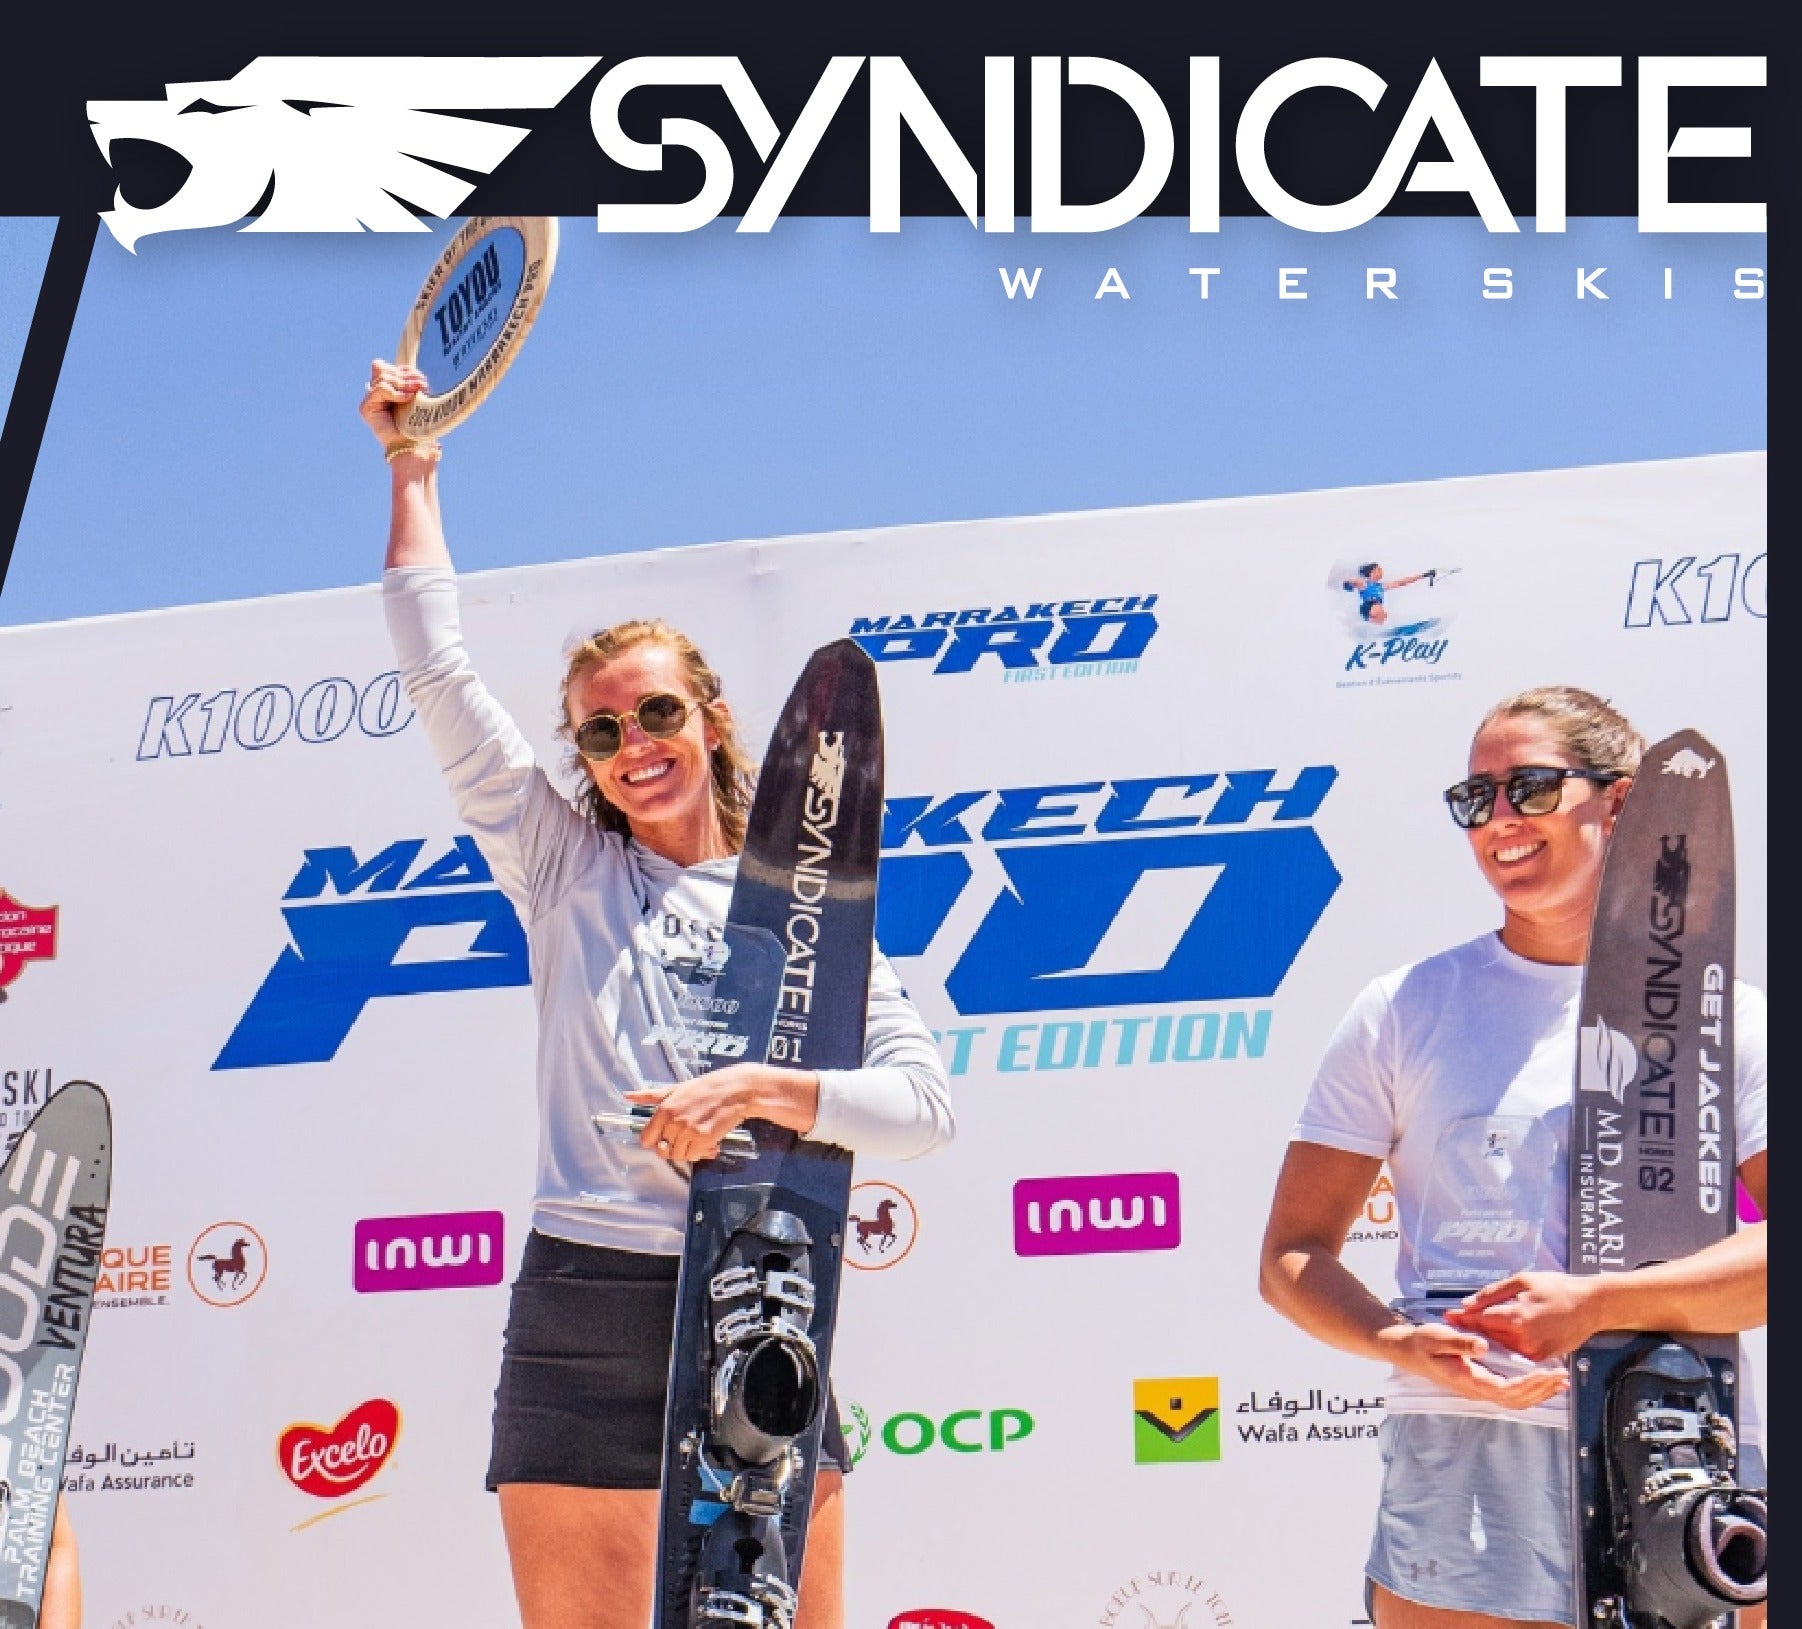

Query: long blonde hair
left=557, top=620, right=758, bottom=851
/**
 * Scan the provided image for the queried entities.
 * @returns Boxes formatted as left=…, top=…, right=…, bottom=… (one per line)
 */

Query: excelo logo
left=279, top=1398, right=400, bottom=1500
left=1015, top=1171, right=1179, bottom=1257
left=890, top=1614, right=995, bottom=1629
left=878, top=1408, right=1033, bottom=1456
left=355, top=1210, right=504, bottom=1293
left=1133, top=1377, right=1221, bottom=1465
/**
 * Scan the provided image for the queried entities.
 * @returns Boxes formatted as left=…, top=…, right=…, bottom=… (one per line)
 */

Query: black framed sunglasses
left=1443, top=765, right=1627, bottom=829
left=572, top=692, right=695, bottom=762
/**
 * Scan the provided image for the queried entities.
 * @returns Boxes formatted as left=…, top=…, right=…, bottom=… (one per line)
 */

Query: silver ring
left=656, top=1138, right=672, bottom=1153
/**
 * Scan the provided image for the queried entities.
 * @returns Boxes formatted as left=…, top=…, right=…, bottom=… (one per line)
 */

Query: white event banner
left=0, top=453, right=1766, bottom=1629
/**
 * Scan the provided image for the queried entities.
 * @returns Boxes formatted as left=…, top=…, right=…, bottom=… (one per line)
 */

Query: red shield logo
left=279, top=1399, right=401, bottom=1498
left=0, top=891, right=58, bottom=992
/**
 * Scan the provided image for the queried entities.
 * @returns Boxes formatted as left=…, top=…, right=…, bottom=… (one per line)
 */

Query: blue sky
left=0, top=214, right=1766, bottom=626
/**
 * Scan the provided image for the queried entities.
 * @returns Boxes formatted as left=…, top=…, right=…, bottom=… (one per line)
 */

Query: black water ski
left=1569, top=732, right=1764, bottom=1629
left=651, top=640, right=882, bottom=1629
left=0, top=1081, right=111, bottom=1628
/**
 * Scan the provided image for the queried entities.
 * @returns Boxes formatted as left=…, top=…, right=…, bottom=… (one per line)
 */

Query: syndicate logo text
left=1015, top=1171, right=1180, bottom=1257
left=91, top=56, right=1767, bottom=248
left=851, top=595, right=1158, bottom=679
left=355, top=1210, right=505, bottom=1293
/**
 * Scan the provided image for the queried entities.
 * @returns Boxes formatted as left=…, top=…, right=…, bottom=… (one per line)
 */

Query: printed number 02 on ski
left=0, top=1080, right=112, bottom=1628
left=596, top=639, right=883, bottom=1629
left=1568, top=732, right=1765, bottom=1629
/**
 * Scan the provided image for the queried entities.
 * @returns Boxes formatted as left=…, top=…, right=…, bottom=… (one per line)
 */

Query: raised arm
left=359, top=359, right=451, bottom=571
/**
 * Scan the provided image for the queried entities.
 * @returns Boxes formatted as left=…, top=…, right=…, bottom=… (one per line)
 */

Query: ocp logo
left=1133, top=1377, right=1219, bottom=1465
left=880, top=1408, right=1034, bottom=1456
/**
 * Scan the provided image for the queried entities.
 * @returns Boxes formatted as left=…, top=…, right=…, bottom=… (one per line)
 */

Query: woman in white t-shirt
left=1259, top=686, right=1767, bottom=1629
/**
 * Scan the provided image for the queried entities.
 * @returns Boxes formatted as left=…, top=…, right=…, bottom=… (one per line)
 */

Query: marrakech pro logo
left=0, top=890, right=58, bottom=998
left=355, top=1210, right=505, bottom=1293
left=770, top=732, right=846, bottom=1069
left=851, top=595, right=1158, bottom=678
left=279, top=1398, right=400, bottom=1501
left=1133, top=1378, right=1220, bottom=1465
left=1014, top=1172, right=1180, bottom=1257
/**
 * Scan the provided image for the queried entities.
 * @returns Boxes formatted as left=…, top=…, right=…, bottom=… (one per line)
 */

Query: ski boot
left=1606, top=1341, right=1766, bottom=1628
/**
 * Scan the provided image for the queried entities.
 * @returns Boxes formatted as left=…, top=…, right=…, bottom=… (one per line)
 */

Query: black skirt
left=487, top=1230, right=851, bottom=1490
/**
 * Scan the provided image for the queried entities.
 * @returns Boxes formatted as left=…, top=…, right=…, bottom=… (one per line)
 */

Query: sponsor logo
left=2, top=1067, right=59, bottom=1156
left=1133, top=1377, right=1219, bottom=1464
left=851, top=595, right=1159, bottom=680
left=872, top=1408, right=1034, bottom=1457
left=214, top=836, right=529, bottom=1070
left=890, top=1614, right=995, bottom=1629
left=1662, top=747, right=1717, bottom=779
left=1099, top=1569, right=1237, bottom=1629
left=1326, top=556, right=1465, bottom=690
left=879, top=767, right=1339, bottom=1075
left=1015, top=1171, right=1180, bottom=1257
left=354, top=1210, right=505, bottom=1293
left=187, top=1222, right=268, bottom=1308
left=61, top=1434, right=198, bottom=1495
left=840, top=1401, right=873, bottom=1469
left=279, top=1397, right=400, bottom=1500
left=846, top=1182, right=918, bottom=1270
left=1345, top=1170, right=1397, bottom=1243
left=96, top=1243, right=174, bottom=1310
left=98, top=1603, right=212, bottom=1628
left=1233, top=1385, right=1384, bottom=1445
left=1625, top=553, right=1766, bottom=629
left=0, top=890, right=58, bottom=999
left=136, top=671, right=415, bottom=762
left=1579, top=1019, right=1636, bottom=1102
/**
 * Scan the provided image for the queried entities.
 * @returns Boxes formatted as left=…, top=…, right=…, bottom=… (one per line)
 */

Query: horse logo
left=845, top=1181, right=918, bottom=1271
left=187, top=1219, right=269, bottom=1307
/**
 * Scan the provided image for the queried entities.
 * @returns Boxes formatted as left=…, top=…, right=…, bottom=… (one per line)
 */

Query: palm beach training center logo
left=846, top=1181, right=918, bottom=1270
left=0, top=889, right=58, bottom=1002
left=1324, top=555, right=1464, bottom=687
left=186, top=1221, right=267, bottom=1308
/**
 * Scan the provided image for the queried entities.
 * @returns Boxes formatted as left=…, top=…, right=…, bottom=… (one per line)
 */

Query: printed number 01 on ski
left=1568, top=732, right=1766, bottom=1629
left=0, top=1080, right=112, bottom=1629
left=596, top=639, right=883, bottom=1629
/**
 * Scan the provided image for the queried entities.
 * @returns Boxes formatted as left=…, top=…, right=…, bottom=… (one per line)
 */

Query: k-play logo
left=1133, top=1377, right=1220, bottom=1465
left=355, top=1210, right=505, bottom=1293
left=1014, top=1171, right=1180, bottom=1257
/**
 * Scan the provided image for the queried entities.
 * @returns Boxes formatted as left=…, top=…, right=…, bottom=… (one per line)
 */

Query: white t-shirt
left=383, top=565, right=955, bottom=1255
left=1295, top=931, right=1767, bottom=1429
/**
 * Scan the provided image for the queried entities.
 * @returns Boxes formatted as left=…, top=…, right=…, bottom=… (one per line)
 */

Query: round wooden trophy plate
left=393, top=216, right=557, bottom=439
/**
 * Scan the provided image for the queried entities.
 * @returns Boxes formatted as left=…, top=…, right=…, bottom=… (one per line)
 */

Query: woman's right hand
left=359, top=359, right=430, bottom=457
left=1375, top=1319, right=1569, bottom=1410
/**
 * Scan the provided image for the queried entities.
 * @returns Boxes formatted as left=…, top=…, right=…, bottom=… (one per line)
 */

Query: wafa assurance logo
left=1133, top=1377, right=1220, bottom=1465
left=280, top=1398, right=400, bottom=1504
left=0, top=889, right=58, bottom=997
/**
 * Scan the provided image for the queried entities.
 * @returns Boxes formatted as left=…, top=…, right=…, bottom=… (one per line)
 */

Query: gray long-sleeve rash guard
left=384, top=565, right=955, bottom=1255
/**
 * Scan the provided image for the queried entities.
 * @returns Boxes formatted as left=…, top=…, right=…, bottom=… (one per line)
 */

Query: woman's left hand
left=1443, top=1270, right=1602, bottom=1362
left=625, top=1063, right=820, bottom=1164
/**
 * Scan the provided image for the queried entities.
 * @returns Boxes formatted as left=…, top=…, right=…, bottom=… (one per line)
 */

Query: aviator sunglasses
left=1442, top=765, right=1626, bottom=829
left=573, top=692, right=696, bottom=762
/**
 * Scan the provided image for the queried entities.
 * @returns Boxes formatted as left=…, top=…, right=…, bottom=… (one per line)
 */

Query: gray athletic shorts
left=1364, top=1413, right=1767, bottom=1625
